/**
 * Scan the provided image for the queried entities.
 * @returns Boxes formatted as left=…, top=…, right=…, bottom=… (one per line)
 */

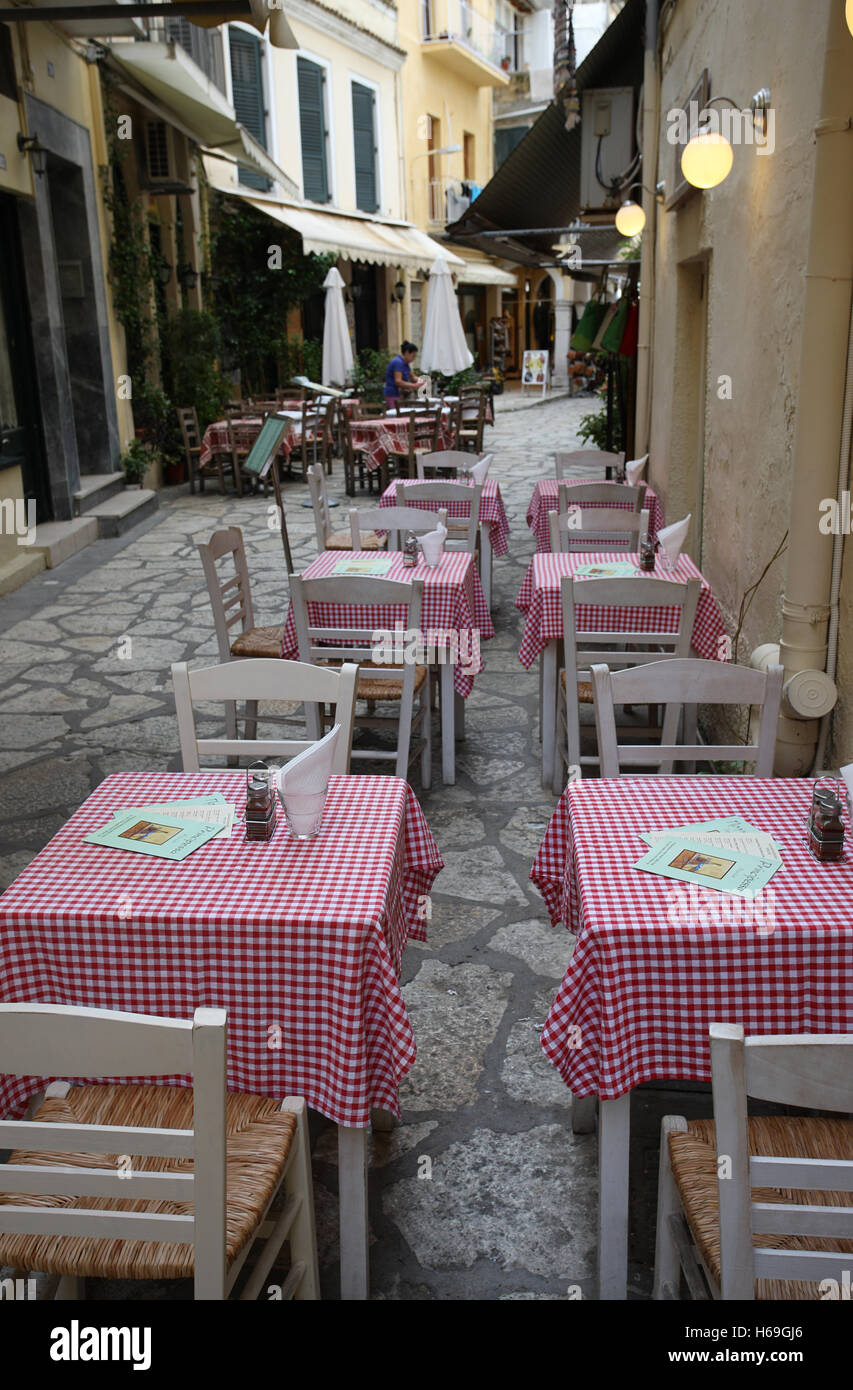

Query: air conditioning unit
left=579, top=86, right=636, bottom=217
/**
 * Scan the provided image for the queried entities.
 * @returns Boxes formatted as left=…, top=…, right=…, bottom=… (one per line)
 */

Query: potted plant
left=120, top=438, right=151, bottom=489
left=501, top=54, right=511, bottom=71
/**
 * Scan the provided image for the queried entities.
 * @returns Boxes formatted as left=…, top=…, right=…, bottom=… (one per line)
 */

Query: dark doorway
left=0, top=193, right=50, bottom=520
left=533, top=276, right=554, bottom=354
left=46, top=154, right=113, bottom=476
left=351, top=262, right=378, bottom=353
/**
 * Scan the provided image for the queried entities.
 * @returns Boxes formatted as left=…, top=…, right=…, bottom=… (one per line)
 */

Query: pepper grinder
left=245, top=760, right=276, bottom=842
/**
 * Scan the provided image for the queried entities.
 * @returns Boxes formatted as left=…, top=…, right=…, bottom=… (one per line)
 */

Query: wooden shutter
left=229, top=28, right=269, bottom=191
left=298, top=58, right=329, bottom=204
left=352, top=82, right=377, bottom=213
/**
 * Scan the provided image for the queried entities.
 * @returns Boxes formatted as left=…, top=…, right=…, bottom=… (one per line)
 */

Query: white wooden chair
left=306, top=464, right=385, bottom=552
left=554, top=449, right=625, bottom=479
left=548, top=506, right=650, bottom=553
left=654, top=1024, right=853, bottom=1300
left=590, top=657, right=784, bottom=777
left=0, top=1003, right=319, bottom=1301
left=349, top=505, right=448, bottom=552
left=290, top=574, right=431, bottom=784
left=415, top=450, right=492, bottom=480
left=553, top=576, right=701, bottom=788
left=397, top=481, right=481, bottom=554
left=557, top=480, right=647, bottom=515
left=172, top=658, right=358, bottom=772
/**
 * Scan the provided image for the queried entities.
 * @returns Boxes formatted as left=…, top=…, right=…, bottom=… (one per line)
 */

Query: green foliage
left=578, top=387, right=622, bottom=451
left=208, top=192, right=333, bottom=396
left=160, top=308, right=231, bottom=432
left=100, top=123, right=157, bottom=379
left=120, top=437, right=151, bottom=484
left=131, top=379, right=181, bottom=465
left=273, top=336, right=323, bottom=391
left=350, top=347, right=388, bottom=403
left=431, top=367, right=479, bottom=395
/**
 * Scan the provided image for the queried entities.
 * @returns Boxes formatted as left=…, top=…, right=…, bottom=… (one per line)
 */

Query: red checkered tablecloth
left=350, top=415, right=455, bottom=473
left=199, top=417, right=299, bottom=468
left=526, top=479, right=665, bottom=552
left=516, top=551, right=727, bottom=667
left=281, top=548, right=494, bottom=697
left=532, top=775, right=853, bottom=1099
left=379, top=479, right=510, bottom=557
left=0, top=771, right=443, bottom=1127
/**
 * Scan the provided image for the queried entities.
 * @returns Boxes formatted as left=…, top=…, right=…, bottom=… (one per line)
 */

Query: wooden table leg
left=479, top=525, right=493, bottom=608
left=440, top=662, right=455, bottom=784
left=338, top=1125, right=369, bottom=1300
left=541, top=639, right=557, bottom=789
left=598, top=1093, right=631, bottom=1300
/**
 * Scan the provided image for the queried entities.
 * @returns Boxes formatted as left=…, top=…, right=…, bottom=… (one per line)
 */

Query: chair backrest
left=407, top=409, right=441, bottom=457
left=307, top=463, right=332, bottom=547
left=197, top=526, right=255, bottom=663
left=0, top=1002, right=229, bottom=1300
left=177, top=407, right=201, bottom=458
left=291, top=573, right=424, bottom=694
left=172, top=657, right=357, bottom=771
left=355, top=402, right=386, bottom=418
left=454, top=393, right=486, bottom=449
left=590, top=657, right=784, bottom=776
left=415, top=449, right=489, bottom=480
left=549, top=506, right=650, bottom=553
left=555, top=449, right=625, bottom=479
left=350, top=505, right=447, bottom=550
left=558, top=481, right=647, bottom=514
left=397, top=481, right=481, bottom=553
left=709, top=1023, right=853, bottom=1300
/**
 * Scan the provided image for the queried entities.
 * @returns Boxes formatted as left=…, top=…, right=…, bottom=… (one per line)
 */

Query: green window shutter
left=298, top=58, right=329, bottom=203
left=229, top=28, right=269, bottom=191
left=352, top=82, right=377, bottom=213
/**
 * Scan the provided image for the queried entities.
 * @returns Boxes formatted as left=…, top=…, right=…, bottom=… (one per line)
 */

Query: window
left=229, top=28, right=269, bottom=191
left=0, top=24, right=17, bottom=103
left=351, top=83, right=378, bottom=213
left=463, top=132, right=475, bottom=181
left=298, top=57, right=330, bottom=204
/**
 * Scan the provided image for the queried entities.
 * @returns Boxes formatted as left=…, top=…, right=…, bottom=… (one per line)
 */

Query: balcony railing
left=428, top=177, right=473, bottom=226
left=136, top=13, right=227, bottom=96
left=421, top=0, right=510, bottom=74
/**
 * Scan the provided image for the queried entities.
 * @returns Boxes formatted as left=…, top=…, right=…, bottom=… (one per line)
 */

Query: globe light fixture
left=681, top=130, right=734, bottom=189
left=847, top=0, right=853, bottom=36
left=614, top=200, right=646, bottom=237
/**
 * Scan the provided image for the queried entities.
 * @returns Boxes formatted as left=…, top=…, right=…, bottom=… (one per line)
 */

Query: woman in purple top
left=384, top=341, right=426, bottom=404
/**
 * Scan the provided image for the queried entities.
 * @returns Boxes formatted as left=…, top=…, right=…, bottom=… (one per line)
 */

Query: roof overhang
left=0, top=1, right=298, bottom=47
left=109, top=42, right=299, bottom=194
left=213, top=184, right=467, bottom=274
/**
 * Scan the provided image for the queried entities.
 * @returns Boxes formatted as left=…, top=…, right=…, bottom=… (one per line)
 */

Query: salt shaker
left=403, top=529, right=419, bottom=567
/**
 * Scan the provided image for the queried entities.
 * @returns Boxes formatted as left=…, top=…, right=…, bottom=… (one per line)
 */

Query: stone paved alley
left=0, top=394, right=718, bottom=1300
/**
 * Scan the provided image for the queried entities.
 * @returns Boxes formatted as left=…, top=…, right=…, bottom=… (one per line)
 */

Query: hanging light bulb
left=681, top=130, right=734, bottom=189
left=614, top=200, right=646, bottom=237
left=846, top=0, right=853, bottom=35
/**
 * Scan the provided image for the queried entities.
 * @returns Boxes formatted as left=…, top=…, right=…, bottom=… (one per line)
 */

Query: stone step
left=87, top=487, right=159, bottom=538
left=28, top=516, right=99, bottom=568
left=73, top=472, right=125, bottom=516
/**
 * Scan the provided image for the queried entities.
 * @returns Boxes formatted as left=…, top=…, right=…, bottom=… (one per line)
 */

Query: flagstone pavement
left=0, top=392, right=708, bottom=1301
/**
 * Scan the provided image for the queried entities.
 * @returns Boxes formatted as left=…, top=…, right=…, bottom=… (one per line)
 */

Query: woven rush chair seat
left=230, top=625, right=285, bottom=658
left=319, top=659, right=427, bottom=702
left=324, top=529, right=386, bottom=551
left=669, top=1115, right=853, bottom=1300
left=0, top=1084, right=296, bottom=1281
left=560, top=669, right=593, bottom=702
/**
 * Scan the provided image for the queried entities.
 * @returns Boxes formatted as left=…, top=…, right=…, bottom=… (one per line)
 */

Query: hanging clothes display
left=600, top=295, right=630, bottom=353
left=619, top=298, right=640, bottom=356
left=570, top=296, right=606, bottom=352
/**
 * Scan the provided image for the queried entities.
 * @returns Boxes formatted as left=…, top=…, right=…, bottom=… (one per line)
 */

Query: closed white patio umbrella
left=419, top=256, right=474, bottom=376
left=321, top=266, right=354, bottom=387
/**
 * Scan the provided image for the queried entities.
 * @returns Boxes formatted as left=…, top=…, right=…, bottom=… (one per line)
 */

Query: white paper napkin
left=469, top=453, right=493, bottom=485
left=657, top=513, right=691, bottom=566
left=419, top=521, right=447, bottom=568
left=625, top=453, right=648, bottom=487
left=840, top=764, right=853, bottom=809
left=278, top=724, right=340, bottom=837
